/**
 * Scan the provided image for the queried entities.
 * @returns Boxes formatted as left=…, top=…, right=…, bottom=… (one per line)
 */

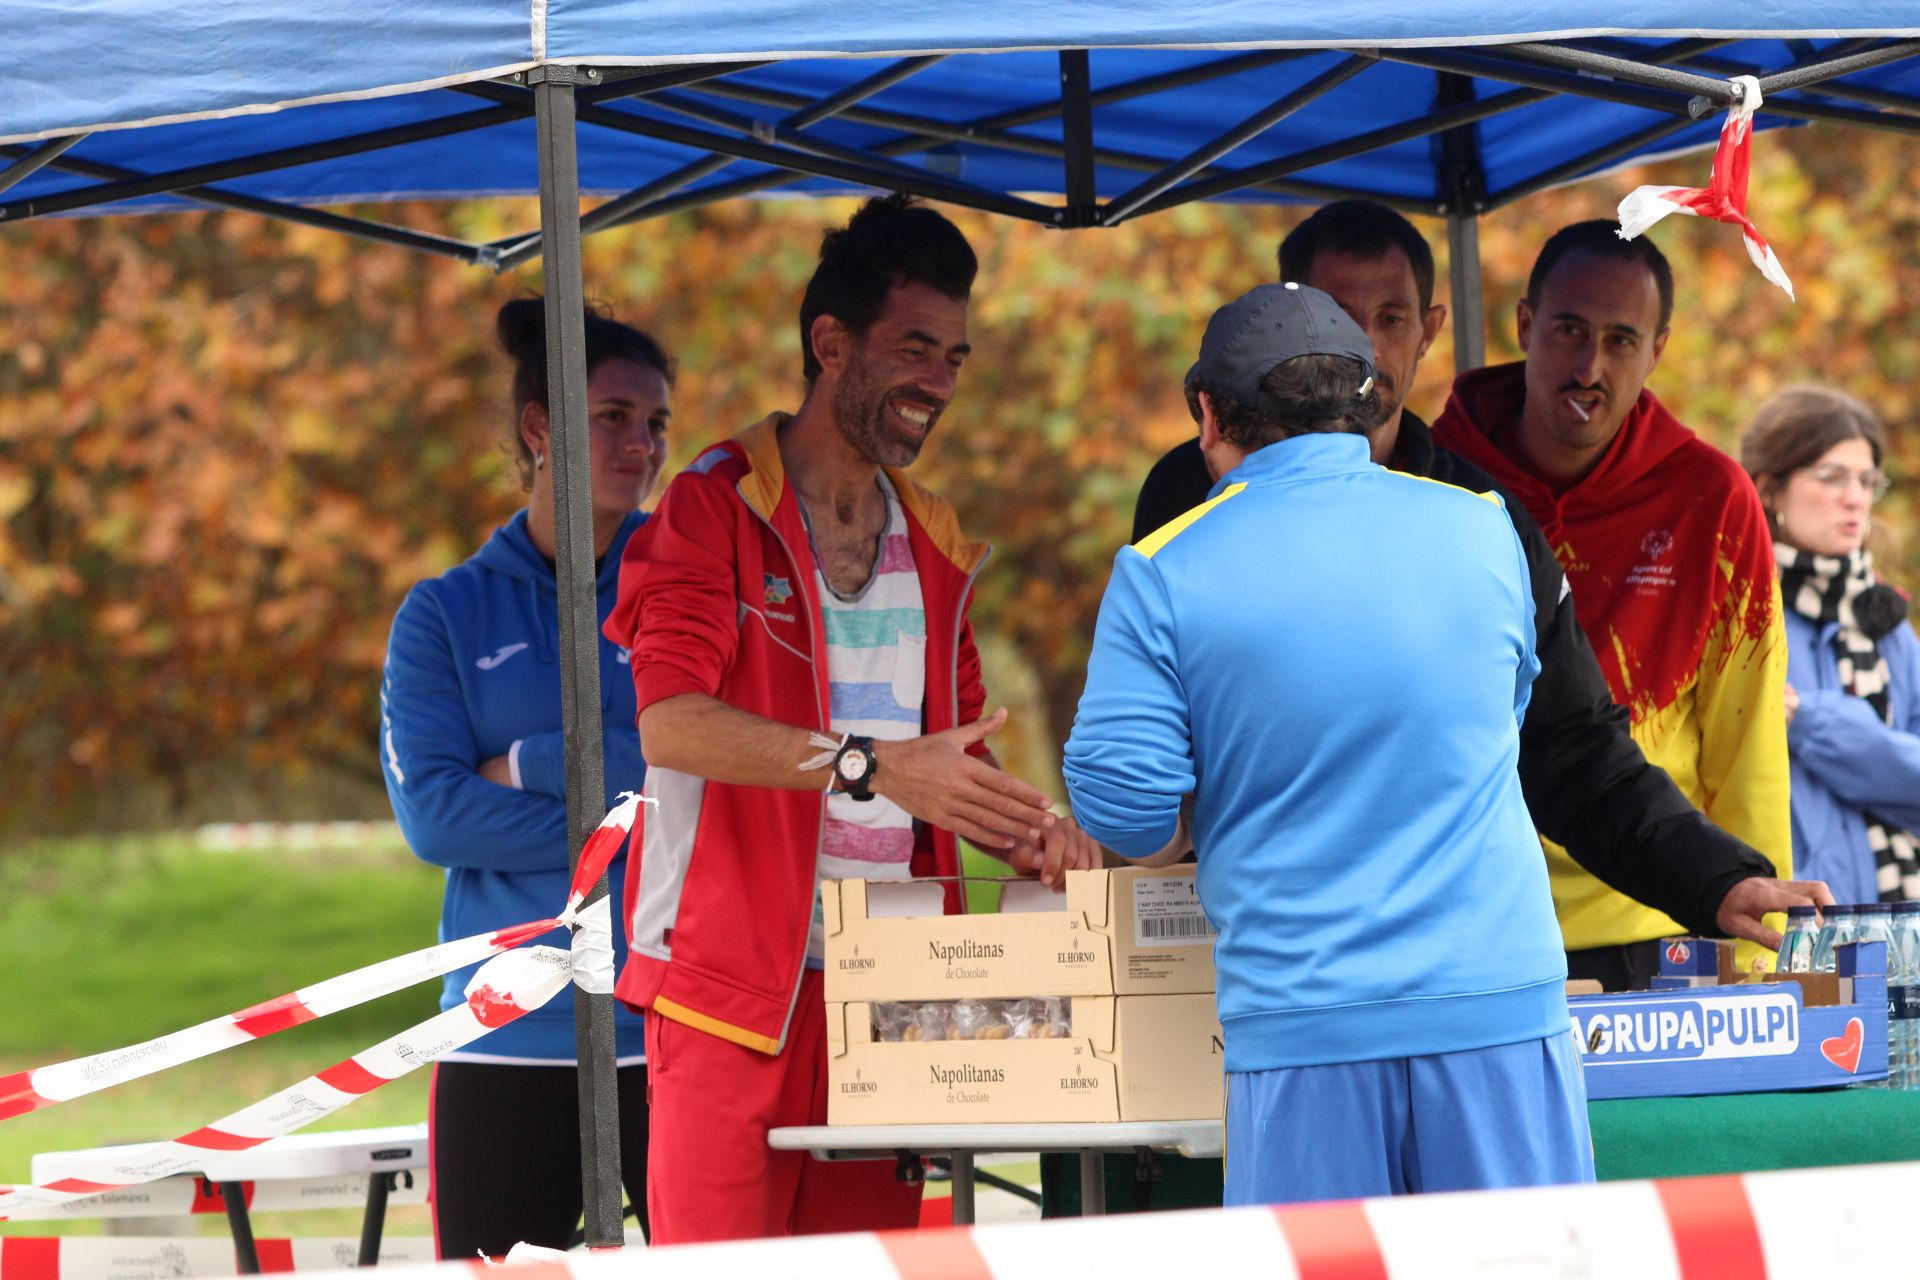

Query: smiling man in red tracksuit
left=604, top=194, right=1097, bottom=1244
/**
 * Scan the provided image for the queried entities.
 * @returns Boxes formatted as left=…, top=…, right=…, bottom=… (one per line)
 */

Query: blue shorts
left=1224, top=1030, right=1594, bottom=1205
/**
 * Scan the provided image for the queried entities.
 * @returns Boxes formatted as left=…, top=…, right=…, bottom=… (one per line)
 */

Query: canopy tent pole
left=495, top=55, right=947, bottom=271
left=1447, top=214, right=1485, bottom=373
left=0, top=132, right=83, bottom=197
left=1438, top=73, right=1487, bottom=374
left=530, top=63, right=626, bottom=1251
left=0, top=145, right=492, bottom=262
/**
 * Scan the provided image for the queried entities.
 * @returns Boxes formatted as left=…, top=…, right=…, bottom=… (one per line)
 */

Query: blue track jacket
left=1065, top=434, right=1569, bottom=1072
left=1784, top=608, right=1920, bottom=905
left=380, top=510, right=647, bottom=1063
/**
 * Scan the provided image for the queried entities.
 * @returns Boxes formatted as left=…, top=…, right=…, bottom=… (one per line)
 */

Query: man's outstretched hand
left=1716, top=875, right=1835, bottom=951
left=872, top=707, right=1054, bottom=849
left=1007, top=810, right=1104, bottom=889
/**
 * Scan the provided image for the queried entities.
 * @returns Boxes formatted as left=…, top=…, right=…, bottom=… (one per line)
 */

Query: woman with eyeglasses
left=1741, top=386, right=1919, bottom=903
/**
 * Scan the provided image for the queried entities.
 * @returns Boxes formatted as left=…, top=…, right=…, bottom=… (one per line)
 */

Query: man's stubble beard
left=832, top=351, right=933, bottom=469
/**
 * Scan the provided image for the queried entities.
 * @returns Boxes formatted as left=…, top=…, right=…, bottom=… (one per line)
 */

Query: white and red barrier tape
left=0, top=1235, right=435, bottom=1279
left=0, top=946, right=571, bottom=1219
left=0, top=794, right=643, bottom=1126
left=1617, top=73, right=1795, bottom=300
left=0, top=795, right=646, bottom=1219
left=181, top=1160, right=1918, bottom=1280
left=0, top=1171, right=426, bottom=1221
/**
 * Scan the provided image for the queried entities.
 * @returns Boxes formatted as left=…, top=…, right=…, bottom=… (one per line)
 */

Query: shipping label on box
left=825, top=995, right=1223, bottom=1125
left=822, top=867, right=1215, bottom=1003
left=1573, top=940, right=1888, bottom=1099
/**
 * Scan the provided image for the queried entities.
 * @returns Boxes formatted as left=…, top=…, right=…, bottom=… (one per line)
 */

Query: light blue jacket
left=1064, top=433, right=1568, bottom=1072
left=380, top=510, right=647, bottom=1063
left=1784, top=606, right=1920, bottom=906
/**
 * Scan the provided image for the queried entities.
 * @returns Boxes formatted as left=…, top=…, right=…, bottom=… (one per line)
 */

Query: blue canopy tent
left=7, top=2, right=1920, bottom=1249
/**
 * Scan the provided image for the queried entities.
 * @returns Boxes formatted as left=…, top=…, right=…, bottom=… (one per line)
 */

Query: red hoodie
left=1434, top=363, right=1790, bottom=953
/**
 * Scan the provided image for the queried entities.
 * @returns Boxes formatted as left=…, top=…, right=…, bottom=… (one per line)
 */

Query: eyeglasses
left=1806, top=464, right=1893, bottom=503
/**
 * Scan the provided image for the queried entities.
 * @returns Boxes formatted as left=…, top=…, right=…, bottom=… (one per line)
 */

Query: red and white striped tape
left=0, top=925, right=554, bottom=1125
left=0, top=1170, right=427, bottom=1222
left=0, top=793, right=643, bottom=1127
left=0, top=946, right=571, bottom=1220
left=247, top=1160, right=1920, bottom=1279
left=1617, top=73, right=1795, bottom=300
left=0, top=1235, right=436, bottom=1279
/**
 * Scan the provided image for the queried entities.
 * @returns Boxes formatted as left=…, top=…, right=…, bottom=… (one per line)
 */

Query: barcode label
left=1138, top=914, right=1215, bottom=940
left=1133, top=875, right=1215, bottom=948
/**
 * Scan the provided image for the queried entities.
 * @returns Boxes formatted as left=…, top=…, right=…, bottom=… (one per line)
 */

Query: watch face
left=838, top=747, right=870, bottom=780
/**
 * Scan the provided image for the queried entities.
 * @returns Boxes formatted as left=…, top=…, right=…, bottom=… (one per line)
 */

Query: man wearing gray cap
left=1064, top=284, right=1593, bottom=1204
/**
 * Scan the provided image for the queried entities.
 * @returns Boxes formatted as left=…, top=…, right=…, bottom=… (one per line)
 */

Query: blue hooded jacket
left=1784, top=607, right=1920, bottom=905
left=1065, top=434, right=1568, bottom=1073
left=380, top=509, right=646, bottom=1063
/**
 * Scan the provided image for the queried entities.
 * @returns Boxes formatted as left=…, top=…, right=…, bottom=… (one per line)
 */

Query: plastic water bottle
left=1854, top=902, right=1893, bottom=958
left=1812, top=904, right=1859, bottom=974
left=1893, top=902, right=1920, bottom=1090
left=1780, top=905, right=1820, bottom=974
left=1853, top=905, right=1894, bottom=1088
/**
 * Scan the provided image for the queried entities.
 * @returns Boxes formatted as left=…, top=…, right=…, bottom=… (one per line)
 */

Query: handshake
left=862, top=707, right=1104, bottom=889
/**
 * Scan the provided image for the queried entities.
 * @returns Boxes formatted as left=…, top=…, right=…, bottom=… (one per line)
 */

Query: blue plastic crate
left=1571, top=941, right=1888, bottom=1099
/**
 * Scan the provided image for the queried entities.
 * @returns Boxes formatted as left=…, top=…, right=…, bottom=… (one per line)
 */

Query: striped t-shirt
left=806, top=474, right=925, bottom=966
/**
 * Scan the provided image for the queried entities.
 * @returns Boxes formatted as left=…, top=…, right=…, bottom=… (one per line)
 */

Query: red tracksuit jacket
left=603, top=413, right=989, bottom=1054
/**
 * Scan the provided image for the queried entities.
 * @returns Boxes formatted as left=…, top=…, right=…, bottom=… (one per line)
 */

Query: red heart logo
left=1821, top=1017, right=1864, bottom=1074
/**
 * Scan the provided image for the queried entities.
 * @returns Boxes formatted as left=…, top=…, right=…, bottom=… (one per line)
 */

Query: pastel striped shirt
left=807, top=474, right=925, bottom=966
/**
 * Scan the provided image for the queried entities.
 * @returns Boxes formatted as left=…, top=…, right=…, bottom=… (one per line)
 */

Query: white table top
left=32, top=1124, right=430, bottom=1184
left=769, top=1120, right=1222, bottom=1159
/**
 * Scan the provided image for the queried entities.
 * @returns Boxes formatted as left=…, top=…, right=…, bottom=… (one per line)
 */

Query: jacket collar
left=1385, top=410, right=1435, bottom=476
left=1211, top=431, right=1371, bottom=498
left=731, top=412, right=988, bottom=575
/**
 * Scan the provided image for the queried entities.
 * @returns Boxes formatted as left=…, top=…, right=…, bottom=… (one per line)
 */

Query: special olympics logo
left=1640, top=528, right=1675, bottom=560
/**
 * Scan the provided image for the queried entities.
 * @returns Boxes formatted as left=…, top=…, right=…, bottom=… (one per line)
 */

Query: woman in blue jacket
left=1742, top=386, right=1920, bottom=905
left=379, top=299, right=671, bottom=1256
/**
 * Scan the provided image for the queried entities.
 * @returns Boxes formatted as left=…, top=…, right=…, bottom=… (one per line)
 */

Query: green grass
left=0, top=837, right=1039, bottom=1243
left=0, top=836, right=446, bottom=1239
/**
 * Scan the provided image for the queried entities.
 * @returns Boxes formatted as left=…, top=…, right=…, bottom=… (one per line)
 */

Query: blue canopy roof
left=4, top=4, right=1920, bottom=257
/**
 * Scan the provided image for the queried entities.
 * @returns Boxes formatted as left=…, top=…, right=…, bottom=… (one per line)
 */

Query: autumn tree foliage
left=1, top=125, right=1915, bottom=833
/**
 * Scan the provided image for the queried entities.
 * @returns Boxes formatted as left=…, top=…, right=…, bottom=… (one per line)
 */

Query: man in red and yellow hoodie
left=1434, top=220, right=1791, bottom=989
left=605, top=195, right=1097, bottom=1243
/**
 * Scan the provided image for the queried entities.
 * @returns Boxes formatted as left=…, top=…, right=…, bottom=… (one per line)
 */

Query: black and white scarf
left=1777, top=544, right=1918, bottom=900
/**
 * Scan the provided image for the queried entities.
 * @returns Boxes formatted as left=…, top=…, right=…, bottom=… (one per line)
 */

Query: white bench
left=22, top=1126, right=430, bottom=1272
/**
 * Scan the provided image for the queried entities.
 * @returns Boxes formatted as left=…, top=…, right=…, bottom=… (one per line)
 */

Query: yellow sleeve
left=1694, top=569, right=1793, bottom=968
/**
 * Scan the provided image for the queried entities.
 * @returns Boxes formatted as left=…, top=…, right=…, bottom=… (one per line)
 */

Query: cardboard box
left=1572, top=940, right=1888, bottom=1099
left=825, top=995, right=1223, bottom=1125
left=821, top=867, right=1216, bottom=1003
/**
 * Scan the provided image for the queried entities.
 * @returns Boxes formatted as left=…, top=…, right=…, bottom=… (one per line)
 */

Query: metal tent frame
left=9, top=31, right=1920, bottom=1248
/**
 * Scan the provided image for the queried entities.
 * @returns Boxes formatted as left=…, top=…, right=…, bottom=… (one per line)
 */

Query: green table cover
left=1039, top=1089, right=1920, bottom=1215
left=1588, top=1089, right=1920, bottom=1181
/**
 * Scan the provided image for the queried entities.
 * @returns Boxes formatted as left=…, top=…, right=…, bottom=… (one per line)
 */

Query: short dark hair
left=496, top=297, right=676, bottom=488
left=1185, top=354, right=1383, bottom=450
left=799, top=193, right=978, bottom=384
left=1279, top=200, right=1436, bottom=311
left=1526, top=220, right=1675, bottom=329
left=1740, top=384, right=1887, bottom=516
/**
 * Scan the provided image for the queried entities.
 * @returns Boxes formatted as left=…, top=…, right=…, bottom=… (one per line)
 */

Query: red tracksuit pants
left=644, top=969, right=922, bottom=1243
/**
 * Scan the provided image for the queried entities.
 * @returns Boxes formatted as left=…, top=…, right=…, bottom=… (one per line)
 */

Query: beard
left=833, top=352, right=941, bottom=468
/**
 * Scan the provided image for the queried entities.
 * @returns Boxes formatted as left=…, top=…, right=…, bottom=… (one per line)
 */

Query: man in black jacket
left=1135, top=200, right=1829, bottom=989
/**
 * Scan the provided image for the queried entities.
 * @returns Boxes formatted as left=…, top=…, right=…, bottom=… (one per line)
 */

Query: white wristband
left=506, top=738, right=525, bottom=790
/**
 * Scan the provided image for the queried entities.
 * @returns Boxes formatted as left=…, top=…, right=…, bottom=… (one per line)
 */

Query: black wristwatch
left=833, top=734, right=878, bottom=801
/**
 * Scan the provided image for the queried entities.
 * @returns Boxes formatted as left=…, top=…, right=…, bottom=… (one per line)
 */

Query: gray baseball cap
left=1186, top=282, right=1376, bottom=412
